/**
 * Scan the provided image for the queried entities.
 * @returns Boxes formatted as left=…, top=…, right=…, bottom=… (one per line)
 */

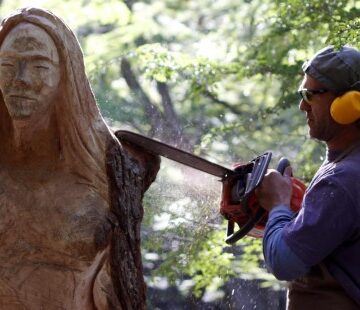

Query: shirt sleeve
left=283, top=177, right=358, bottom=267
left=263, top=205, right=310, bottom=281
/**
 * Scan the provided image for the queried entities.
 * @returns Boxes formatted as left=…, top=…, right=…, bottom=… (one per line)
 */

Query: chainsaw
left=116, top=130, right=305, bottom=244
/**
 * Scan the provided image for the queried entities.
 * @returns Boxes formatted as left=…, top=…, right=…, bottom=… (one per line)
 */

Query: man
left=256, top=46, right=360, bottom=309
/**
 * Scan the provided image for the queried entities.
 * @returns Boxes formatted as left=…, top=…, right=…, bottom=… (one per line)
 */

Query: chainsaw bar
left=115, top=130, right=235, bottom=179
left=116, top=130, right=274, bottom=244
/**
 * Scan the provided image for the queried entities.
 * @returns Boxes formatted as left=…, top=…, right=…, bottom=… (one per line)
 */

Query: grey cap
left=302, top=45, right=360, bottom=93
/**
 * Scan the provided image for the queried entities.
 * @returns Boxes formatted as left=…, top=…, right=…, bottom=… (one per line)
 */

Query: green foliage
left=327, top=19, right=360, bottom=48
left=134, top=43, right=223, bottom=88
left=150, top=228, right=235, bottom=298
left=184, top=231, right=234, bottom=298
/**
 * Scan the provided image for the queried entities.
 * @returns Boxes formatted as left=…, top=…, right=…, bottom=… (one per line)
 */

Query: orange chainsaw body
left=220, top=166, right=306, bottom=239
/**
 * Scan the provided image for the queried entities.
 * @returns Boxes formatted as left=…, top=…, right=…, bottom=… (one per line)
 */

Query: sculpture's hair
left=0, top=7, right=117, bottom=200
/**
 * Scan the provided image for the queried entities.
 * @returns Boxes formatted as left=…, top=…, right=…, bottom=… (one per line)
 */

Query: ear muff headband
left=330, top=90, right=360, bottom=124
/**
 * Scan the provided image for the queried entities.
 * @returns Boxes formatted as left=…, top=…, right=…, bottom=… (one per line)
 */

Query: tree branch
left=120, top=58, right=164, bottom=137
left=204, top=90, right=243, bottom=115
left=156, top=82, right=190, bottom=148
left=123, top=0, right=136, bottom=10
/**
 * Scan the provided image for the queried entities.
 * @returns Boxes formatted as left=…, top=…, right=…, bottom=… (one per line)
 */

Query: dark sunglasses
left=298, top=88, right=329, bottom=103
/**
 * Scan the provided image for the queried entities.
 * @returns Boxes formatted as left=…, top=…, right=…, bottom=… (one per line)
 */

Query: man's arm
left=256, top=168, right=309, bottom=279
left=263, top=205, right=309, bottom=280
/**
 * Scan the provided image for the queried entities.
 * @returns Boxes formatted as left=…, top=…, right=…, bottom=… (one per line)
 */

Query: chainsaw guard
left=221, top=152, right=273, bottom=244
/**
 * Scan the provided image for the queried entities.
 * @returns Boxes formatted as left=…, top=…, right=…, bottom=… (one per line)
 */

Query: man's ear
left=330, top=91, right=360, bottom=124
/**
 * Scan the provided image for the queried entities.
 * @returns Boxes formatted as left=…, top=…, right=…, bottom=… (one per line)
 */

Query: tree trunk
left=106, top=134, right=160, bottom=309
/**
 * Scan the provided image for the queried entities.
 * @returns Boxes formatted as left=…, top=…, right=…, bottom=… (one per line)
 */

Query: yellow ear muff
left=330, top=90, right=360, bottom=124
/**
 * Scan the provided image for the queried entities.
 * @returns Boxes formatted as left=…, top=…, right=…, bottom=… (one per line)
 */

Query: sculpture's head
left=0, top=8, right=114, bottom=199
left=0, top=7, right=101, bottom=128
left=0, top=22, right=61, bottom=122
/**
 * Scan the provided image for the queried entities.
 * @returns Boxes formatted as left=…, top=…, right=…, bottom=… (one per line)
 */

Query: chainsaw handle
left=225, top=209, right=266, bottom=244
left=277, top=157, right=291, bottom=175
left=225, top=156, right=290, bottom=244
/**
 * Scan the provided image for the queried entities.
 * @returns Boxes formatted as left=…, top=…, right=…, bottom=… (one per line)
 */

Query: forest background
left=1, top=0, right=359, bottom=309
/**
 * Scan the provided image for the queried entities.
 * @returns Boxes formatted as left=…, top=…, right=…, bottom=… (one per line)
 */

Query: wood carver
left=0, top=7, right=159, bottom=309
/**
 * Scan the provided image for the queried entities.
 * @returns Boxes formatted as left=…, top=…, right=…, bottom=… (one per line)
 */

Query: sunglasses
left=298, top=88, right=329, bottom=103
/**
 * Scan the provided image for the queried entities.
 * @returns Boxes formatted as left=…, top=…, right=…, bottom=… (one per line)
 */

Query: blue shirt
left=263, top=146, right=360, bottom=305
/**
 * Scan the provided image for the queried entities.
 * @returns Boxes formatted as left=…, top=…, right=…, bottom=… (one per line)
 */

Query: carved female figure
left=0, top=8, right=158, bottom=309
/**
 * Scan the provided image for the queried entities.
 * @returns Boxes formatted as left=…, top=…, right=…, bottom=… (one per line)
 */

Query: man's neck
left=326, top=124, right=360, bottom=152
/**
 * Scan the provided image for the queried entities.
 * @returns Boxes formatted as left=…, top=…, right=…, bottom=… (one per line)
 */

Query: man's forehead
left=302, top=74, right=327, bottom=89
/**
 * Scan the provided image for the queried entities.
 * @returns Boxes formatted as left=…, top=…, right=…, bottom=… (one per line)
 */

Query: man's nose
left=299, top=98, right=310, bottom=112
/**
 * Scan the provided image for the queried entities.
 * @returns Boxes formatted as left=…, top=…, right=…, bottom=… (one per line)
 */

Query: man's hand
left=256, top=167, right=293, bottom=212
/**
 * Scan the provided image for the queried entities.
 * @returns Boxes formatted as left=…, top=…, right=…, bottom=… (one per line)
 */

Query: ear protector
left=330, top=90, right=360, bottom=124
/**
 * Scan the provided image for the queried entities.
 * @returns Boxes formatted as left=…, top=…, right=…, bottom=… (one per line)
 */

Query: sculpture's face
left=0, top=22, right=60, bottom=121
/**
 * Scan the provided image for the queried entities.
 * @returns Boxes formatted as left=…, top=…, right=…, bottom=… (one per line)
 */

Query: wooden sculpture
left=0, top=7, right=159, bottom=309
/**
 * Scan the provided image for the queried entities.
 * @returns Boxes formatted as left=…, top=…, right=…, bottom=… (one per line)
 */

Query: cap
left=302, top=45, right=360, bottom=94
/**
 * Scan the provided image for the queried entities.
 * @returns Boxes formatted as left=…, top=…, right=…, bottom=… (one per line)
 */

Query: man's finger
left=284, top=166, right=293, bottom=177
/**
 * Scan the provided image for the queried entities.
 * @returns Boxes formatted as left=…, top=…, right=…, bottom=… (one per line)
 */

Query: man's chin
left=308, top=128, right=331, bottom=143
left=308, top=128, right=321, bottom=141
